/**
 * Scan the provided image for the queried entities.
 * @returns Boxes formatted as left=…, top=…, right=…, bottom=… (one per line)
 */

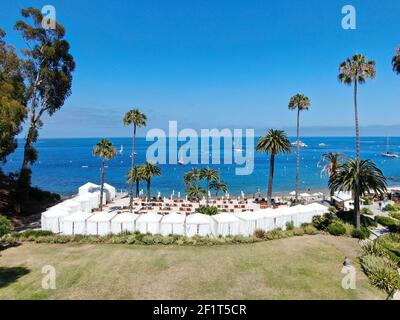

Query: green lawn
left=0, top=235, right=384, bottom=300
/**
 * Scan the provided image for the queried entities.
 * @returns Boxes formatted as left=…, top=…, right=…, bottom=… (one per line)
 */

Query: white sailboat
left=381, top=137, right=399, bottom=158
left=119, top=145, right=124, bottom=154
left=291, top=141, right=308, bottom=148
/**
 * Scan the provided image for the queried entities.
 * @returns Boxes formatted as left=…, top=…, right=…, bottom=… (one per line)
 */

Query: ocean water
left=2, top=137, right=400, bottom=197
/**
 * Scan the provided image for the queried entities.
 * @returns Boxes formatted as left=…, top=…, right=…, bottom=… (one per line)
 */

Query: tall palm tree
left=126, top=165, right=144, bottom=198
left=123, top=108, right=147, bottom=211
left=329, top=159, right=387, bottom=228
left=288, top=93, right=311, bottom=202
left=209, top=179, right=228, bottom=197
left=199, top=167, right=219, bottom=205
left=392, top=47, right=400, bottom=75
left=93, top=139, right=117, bottom=211
left=188, top=185, right=206, bottom=200
left=338, top=54, right=376, bottom=227
left=318, top=152, right=345, bottom=197
left=256, top=129, right=292, bottom=206
left=183, top=168, right=201, bottom=189
left=141, top=161, right=161, bottom=201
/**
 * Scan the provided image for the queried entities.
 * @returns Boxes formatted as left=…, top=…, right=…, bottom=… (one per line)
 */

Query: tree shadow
left=0, top=266, right=30, bottom=288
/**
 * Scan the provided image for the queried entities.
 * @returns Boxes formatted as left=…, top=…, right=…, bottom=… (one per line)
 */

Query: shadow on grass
left=0, top=266, right=30, bottom=288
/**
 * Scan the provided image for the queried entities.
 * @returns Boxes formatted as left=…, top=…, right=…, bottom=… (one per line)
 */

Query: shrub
left=285, top=221, right=295, bottom=231
left=389, top=211, right=400, bottom=221
left=383, top=204, right=396, bottom=212
left=363, top=197, right=374, bottom=205
left=312, top=213, right=335, bottom=230
left=0, top=215, right=12, bottom=237
left=327, top=221, right=346, bottom=236
left=375, top=216, right=399, bottom=228
left=361, top=207, right=373, bottom=216
left=265, top=228, right=286, bottom=240
left=292, top=228, right=304, bottom=236
left=254, top=229, right=266, bottom=239
left=328, top=206, right=337, bottom=214
left=19, top=230, right=53, bottom=238
left=302, top=224, right=318, bottom=235
left=195, top=206, right=218, bottom=216
left=351, top=228, right=370, bottom=240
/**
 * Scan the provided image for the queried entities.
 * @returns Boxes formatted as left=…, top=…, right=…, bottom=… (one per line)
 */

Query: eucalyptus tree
left=256, top=129, right=292, bottom=206
left=141, top=162, right=161, bottom=201
left=288, top=93, right=311, bottom=201
left=338, top=54, right=376, bottom=225
left=329, top=159, right=387, bottom=228
left=123, top=108, right=147, bottom=211
left=15, top=7, right=75, bottom=185
left=93, top=139, right=117, bottom=210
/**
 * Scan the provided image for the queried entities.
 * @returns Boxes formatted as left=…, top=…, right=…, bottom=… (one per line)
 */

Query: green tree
left=0, top=29, right=26, bottom=164
left=15, top=7, right=75, bottom=185
left=123, top=108, right=147, bottom=211
left=209, top=179, right=228, bottom=197
left=288, top=93, right=311, bottom=201
left=188, top=185, right=206, bottom=200
left=256, top=129, right=292, bottom=206
left=318, top=152, right=345, bottom=197
left=141, top=162, right=161, bottom=201
left=392, top=47, right=400, bottom=75
left=329, top=159, right=386, bottom=228
left=338, top=54, right=376, bottom=227
left=93, top=139, right=117, bottom=210
left=199, top=167, right=219, bottom=205
left=126, top=165, right=144, bottom=198
left=184, top=168, right=201, bottom=190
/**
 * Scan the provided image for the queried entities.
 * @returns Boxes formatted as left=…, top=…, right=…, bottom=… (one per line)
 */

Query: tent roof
left=112, top=212, right=140, bottom=222
left=79, top=182, right=99, bottom=189
left=306, top=203, right=328, bottom=211
left=137, top=212, right=163, bottom=223
left=186, top=213, right=212, bottom=224
left=63, top=212, right=93, bottom=222
left=103, top=183, right=116, bottom=190
left=87, top=212, right=117, bottom=222
left=161, top=212, right=186, bottom=224
left=42, top=207, right=71, bottom=218
left=62, top=199, right=81, bottom=208
left=300, top=193, right=311, bottom=197
left=212, top=213, right=240, bottom=223
left=235, top=211, right=265, bottom=221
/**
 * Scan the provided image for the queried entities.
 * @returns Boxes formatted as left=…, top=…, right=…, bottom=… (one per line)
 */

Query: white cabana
left=261, top=209, right=280, bottom=231
left=41, top=207, right=71, bottom=233
left=160, top=212, right=186, bottom=236
left=103, top=183, right=116, bottom=202
left=86, top=212, right=118, bottom=236
left=234, top=211, right=267, bottom=236
left=74, top=195, right=93, bottom=213
left=136, top=212, right=163, bottom=234
left=212, top=213, right=240, bottom=236
left=61, top=211, right=93, bottom=235
left=86, top=192, right=100, bottom=209
left=185, top=213, right=213, bottom=237
left=111, top=212, right=139, bottom=234
left=61, top=199, right=81, bottom=214
left=78, top=182, right=100, bottom=195
left=300, top=193, right=312, bottom=198
left=305, top=203, right=328, bottom=216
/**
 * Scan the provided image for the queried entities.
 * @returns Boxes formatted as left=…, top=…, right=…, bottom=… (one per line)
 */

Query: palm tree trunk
left=206, top=181, right=209, bottom=206
left=135, top=180, right=139, bottom=197
left=129, top=125, right=137, bottom=212
left=353, top=79, right=361, bottom=228
left=296, top=108, right=300, bottom=201
left=267, top=154, right=275, bottom=206
left=100, top=159, right=105, bottom=211
left=147, top=179, right=151, bottom=201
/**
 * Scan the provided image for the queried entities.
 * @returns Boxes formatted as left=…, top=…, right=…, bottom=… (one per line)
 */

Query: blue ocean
left=2, top=137, right=400, bottom=197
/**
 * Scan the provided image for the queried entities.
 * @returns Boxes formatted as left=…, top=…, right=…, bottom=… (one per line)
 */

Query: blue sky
left=1, top=0, right=400, bottom=137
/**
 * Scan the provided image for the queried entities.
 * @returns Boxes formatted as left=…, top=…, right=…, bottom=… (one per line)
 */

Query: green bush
left=389, top=211, right=400, bottom=221
left=302, top=224, right=319, bottom=235
left=327, top=221, right=346, bottom=236
left=351, top=228, right=370, bottom=240
left=375, top=216, right=399, bottom=228
left=361, top=207, right=373, bottom=216
left=285, top=221, right=295, bottom=230
left=0, top=215, right=12, bottom=237
left=363, top=197, right=374, bottom=205
left=254, top=229, right=266, bottom=239
left=265, top=228, right=286, bottom=240
left=195, top=206, right=218, bottom=216
left=383, top=204, right=397, bottom=212
left=312, top=213, right=335, bottom=230
left=328, top=206, right=337, bottom=214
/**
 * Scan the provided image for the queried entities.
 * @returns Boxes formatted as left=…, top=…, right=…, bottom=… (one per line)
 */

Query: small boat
left=119, top=145, right=124, bottom=154
left=381, top=137, right=399, bottom=158
left=81, top=165, right=88, bottom=168
left=291, top=141, right=308, bottom=148
left=318, top=143, right=327, bottom=147
left=178, top=153, right=185, bottom=165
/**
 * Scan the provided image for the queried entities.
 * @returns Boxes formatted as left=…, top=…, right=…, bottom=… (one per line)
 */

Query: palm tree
left=199, top=167, right=219, bottom=205
left=256, top=129, right=292, bottom=206
left=288, top=93, right=311, bottom=202
left=318, top=152, right=345, bottom=197
left=123, top=108, right=147, bottom=211
left=210, top=179, right=228, bottom=197
left=183, top=168, right=201, bottom=189
left=126, top=165, right=144, bottom=198
left=392, top=47, right=400, bottom=75
left=141, top=161, right=161, bottom=201
left=338, top=54, right=376, bottom=227
left=329, top=159, right=387, bottom=228
left=188, top=185, right=206, bottom=200
left=93, top=139, right=117, bottom=211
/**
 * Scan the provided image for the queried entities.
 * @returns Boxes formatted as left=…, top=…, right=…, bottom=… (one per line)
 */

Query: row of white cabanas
left=42, top=203, right=328, bottom=237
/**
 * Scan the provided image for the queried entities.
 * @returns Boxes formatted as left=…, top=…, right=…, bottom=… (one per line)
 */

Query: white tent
left=78, top=182, right=100, bottom=195
left=103, top=183, right=116, bottom=202
left=185, top=213, right=213, bottom=237
left=111, top=212, right=139, bottom=234
left=86, top=192, right=100, bottom=209
left=61, top=199, right=81, bottom=214
left=212, top=213, right=240, bottom=236
left=86, top=212, right=118, bottom=236
left=73, top=195, right=93, bottom=213
left=300, top=193, right=312, bottom=198
left=274, top=205, right=307, bottom=229
left=61, top=211, right=93, bottom=235
left=260, top=209, right=280, bottom=232
left=136, top=212, right=163, bottom=234
left=41, top=207, right=71, bottom=233
left=160, top=212, right=186, bottom=236
left=234, top=211, right=267, bottom=236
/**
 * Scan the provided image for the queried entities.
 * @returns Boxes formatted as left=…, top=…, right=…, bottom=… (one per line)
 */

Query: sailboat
left=119, top=145, right=124, bottom=154
left=381, top=137, right=399, bottom=158
left=178, top=151, right=185, bottom=165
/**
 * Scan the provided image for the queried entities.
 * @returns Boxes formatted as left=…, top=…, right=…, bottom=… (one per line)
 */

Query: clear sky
left=1, top=0, right=399, bottom=137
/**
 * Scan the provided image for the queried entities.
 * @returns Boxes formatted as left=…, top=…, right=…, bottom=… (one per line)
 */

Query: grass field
left=0, top=235, right=384, bottom=300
